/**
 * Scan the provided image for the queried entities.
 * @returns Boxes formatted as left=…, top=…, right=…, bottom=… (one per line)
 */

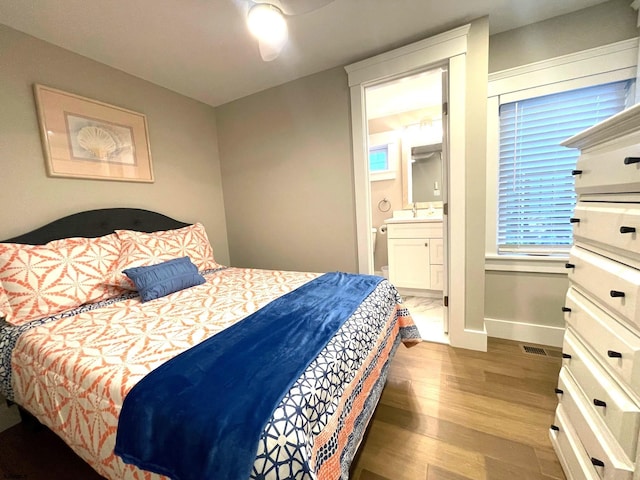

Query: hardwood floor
left=351, top=337, right=565, bottom=480
left=0, top=338, right=564, bottom=480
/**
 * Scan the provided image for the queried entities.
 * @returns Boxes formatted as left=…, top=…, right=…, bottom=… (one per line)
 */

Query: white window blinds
left=498, top=79, right=633, bottom=254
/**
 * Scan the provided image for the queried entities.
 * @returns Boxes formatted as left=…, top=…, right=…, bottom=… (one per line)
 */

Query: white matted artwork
left=34, top=84, right=154, bottom=182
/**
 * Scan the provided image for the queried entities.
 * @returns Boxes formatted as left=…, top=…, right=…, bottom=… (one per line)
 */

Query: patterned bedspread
left=6, top=267, right=419, bottom=480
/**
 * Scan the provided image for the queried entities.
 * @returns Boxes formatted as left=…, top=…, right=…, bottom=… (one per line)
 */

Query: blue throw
left=114, top=272, right=384, bottom=480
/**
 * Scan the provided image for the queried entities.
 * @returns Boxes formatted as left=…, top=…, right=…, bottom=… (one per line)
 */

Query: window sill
left=369, top=171, right=396, bottom=182
left=485, top=254, right=569, bottom=274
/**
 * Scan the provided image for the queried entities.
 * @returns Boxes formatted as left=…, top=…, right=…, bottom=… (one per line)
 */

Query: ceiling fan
left=246, top=0, right=336, bottom=61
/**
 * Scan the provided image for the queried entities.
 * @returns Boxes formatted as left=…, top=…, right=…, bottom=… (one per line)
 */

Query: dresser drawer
left=562, top=329, right=640, bottom=460
left=565, top=287, right=640, bottom=393
left=557, top=369, right=634, bottom=479
left=549, top=405, right=612, bottom=480
left=572, top=202, right=640, bottom=266
left=567, top=246, right=640, bottom=327
left=574, top=132, right=640, bottom=195
left=551, top=405, right=601, bottom=480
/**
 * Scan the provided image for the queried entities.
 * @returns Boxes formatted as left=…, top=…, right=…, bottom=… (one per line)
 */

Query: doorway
left=345, top=24, right=487, bottom=350
left=364, top=67, right=449, bottom=344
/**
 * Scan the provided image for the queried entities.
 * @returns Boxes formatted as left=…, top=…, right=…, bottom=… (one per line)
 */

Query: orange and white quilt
left=9, top=267, right=418, bottom=480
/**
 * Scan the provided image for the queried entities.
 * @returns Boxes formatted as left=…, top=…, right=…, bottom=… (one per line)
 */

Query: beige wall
left=484, top=0, right=638, bottom=331
left=489, top=0, right=638, bottom=73
left=0, top=25, right=230, bottom=265
left=215, top=66, right=356, bottom=273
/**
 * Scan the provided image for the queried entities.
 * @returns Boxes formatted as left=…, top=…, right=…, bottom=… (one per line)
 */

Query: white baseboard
left=451, top=327, right=487, bottom=351
left=485, top=317, right=565, bottom=348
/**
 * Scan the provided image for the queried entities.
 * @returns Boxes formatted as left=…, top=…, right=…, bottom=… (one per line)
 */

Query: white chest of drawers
left=552, top=104, right=640, bottom=480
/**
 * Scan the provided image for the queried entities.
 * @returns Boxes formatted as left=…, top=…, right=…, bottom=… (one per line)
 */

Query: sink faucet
left=412, top=202, right=418, bottom=218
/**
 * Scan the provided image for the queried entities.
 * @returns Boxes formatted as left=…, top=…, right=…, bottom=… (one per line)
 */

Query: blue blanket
left=114, top=272, right=383, bottom=480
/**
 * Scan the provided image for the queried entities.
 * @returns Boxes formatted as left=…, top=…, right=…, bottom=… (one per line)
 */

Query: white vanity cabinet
left=386, top=221, right=443, bottom=291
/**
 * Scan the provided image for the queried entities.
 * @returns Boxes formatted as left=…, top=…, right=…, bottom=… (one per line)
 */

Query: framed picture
left=34, top=84, right=154, bottom=182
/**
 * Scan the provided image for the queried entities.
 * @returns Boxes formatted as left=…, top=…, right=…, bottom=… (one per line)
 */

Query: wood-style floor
left=0, top=338, right=564, bottom=480
left=351, top=337, right=565, bottom=480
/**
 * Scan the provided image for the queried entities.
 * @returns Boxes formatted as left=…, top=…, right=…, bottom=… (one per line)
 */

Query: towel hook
left=378, top=198, right=391, bottom=213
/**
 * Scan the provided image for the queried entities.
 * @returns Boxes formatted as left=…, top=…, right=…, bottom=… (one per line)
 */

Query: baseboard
left=485, top=317, right=565, bottom=348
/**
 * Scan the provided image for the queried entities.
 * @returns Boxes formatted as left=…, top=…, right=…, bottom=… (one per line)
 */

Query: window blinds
left=498, top=79, right=632, bottom=254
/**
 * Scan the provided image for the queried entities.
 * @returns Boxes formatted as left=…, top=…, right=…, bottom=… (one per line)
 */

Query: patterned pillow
left=0, top=234, right=123, bottom=326
left=111, top=223, right=220, bottom=289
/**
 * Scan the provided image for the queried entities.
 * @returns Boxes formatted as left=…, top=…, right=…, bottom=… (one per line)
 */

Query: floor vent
left=521, top=345, right=548, bottom=356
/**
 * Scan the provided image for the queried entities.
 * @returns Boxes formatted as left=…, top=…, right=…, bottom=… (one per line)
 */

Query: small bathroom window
left=368, top=132, right=398, bottom=182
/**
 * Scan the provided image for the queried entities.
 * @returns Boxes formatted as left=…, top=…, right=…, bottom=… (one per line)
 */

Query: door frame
left=345, top=24, right=479, bottom=349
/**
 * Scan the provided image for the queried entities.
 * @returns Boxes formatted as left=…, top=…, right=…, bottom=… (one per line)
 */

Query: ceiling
left=0, top=0, right=610, bottom=107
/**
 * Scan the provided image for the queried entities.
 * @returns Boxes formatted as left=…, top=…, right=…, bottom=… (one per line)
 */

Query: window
left=498, top=79, right=634, bottom=254
left=368, top=132, right=398, bottom=181
left=486, top=38, right=638, bottom=272
left=369, top=145, right=389, bottom=172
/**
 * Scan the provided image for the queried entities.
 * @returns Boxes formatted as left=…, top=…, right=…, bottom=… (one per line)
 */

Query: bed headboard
left=2, top=208, right=191, bottom=244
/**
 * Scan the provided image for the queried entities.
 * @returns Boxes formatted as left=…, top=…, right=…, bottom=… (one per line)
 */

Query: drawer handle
left=624, top=157, right=640, bottom=165
left=593, top=398, right=607, bottom=408
left=590, top=457, right=605, bottom=468
left=561, top=307, right=571, bottom=312
left=569, top=218, right=580, bottom=224
left=565, top=263, right=575, bottom=269
left=425, top=242, right=428, bottom=247
left=554, top=388, right=564, bottom=395
left=571, top=169, right=583, bottom=175
left=562, top=353, right=572, bottom=359
left=610, top=290, right=625, bottom=298
left=550, top=424, right=560, bottom=431
left=620, top=226, right=636, bottom=234
left=608, top=350, right=622, bottom=358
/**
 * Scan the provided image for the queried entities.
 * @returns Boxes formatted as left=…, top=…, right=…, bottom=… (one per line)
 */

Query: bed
left=0, top=208, right=420, bottom=480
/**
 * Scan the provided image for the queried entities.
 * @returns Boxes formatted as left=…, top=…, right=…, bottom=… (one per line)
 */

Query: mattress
left=2, top=266, right=419, bottom=480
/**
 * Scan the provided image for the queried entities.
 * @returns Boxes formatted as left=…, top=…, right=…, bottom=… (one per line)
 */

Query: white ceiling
left=0, top=0, right=610, bottom=107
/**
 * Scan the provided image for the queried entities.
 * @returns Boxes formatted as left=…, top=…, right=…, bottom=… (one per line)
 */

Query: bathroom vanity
left=386, top=217, right=443, bottom=293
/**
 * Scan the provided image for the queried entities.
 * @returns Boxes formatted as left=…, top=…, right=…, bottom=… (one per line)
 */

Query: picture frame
left=33, top=84, right=154, bottom=183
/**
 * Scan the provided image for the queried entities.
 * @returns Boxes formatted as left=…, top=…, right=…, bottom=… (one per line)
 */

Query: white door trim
left=345, top=25, right=482, bottom=350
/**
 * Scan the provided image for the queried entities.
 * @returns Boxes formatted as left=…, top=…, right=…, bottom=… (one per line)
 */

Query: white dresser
left=551, top=103, right=640, bottom=480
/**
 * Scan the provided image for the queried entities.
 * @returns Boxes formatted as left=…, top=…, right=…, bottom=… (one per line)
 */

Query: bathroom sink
left=385, top=216, right=442, bottom=224
left=386, top=210, right=443, bottom=224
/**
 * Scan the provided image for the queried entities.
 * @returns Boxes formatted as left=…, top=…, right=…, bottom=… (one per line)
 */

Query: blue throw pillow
left=123, top=256, right=206, bottom=303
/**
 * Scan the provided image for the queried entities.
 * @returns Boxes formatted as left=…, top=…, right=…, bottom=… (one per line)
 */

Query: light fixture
left=247, top=3, right=288, bottom=61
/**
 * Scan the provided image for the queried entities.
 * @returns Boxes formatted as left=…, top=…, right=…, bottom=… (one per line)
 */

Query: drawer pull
left=561, top=307, right=571, bottom=312
left=590, top=457, right=605, bottom=468
left=571, top=169, right=583, bottom=175
left=550, top=424, right=559, bottom=431
left=565, top=263, right=575, bottom=269
left=610, top=290, right=625, bottom=298
left=569, top=218, right=580, bottom=224
left=425, top=243, right=428, bottom=247
left=624, top=157, right=640, bottom=165
left=554, top=388, right=564, bottom=395
left=608, top=350, right=623, bottom=358
left=620, top=226, right=636, bottom=234
left=562, top=353, right=572, bottom=359
left=593, top=398, right=607, bottom=408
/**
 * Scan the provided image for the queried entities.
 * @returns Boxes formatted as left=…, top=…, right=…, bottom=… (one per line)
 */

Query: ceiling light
left=247, top=3, right=288, bottom=61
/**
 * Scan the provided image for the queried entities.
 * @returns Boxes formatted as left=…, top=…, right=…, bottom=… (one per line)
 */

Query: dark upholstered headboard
left=2, top=208, right=191, bottom=244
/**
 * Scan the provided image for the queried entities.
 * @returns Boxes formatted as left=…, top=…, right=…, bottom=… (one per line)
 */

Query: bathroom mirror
left=402, top=142, right=443, bottom=208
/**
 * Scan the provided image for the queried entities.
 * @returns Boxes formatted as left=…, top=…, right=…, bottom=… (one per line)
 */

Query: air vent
left=521, top=345, right=548, bottom=356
